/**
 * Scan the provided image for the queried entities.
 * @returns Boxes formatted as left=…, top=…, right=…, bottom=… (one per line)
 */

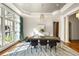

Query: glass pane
left=14, top=32, right=20, bottom=40
left=0, top=8, right=1, bottom=16
left=4, top=33, right=14, bottom=45
left=10, top=21, right=13, bottom=32
left=4, top=20, right=14, bottom=45
left=5, top=10, right=14, bottom=20
left=14, top=22, right=20, bottom=32
left=5, top=32, right=14, bottom=42
left=5, top=19, right=8, bottom=25
left=5, top=20, right=13, bottom=32
left=0, top=18, right=2, bottom=47
left=0, top=18, right=1, bottom=25
left=14, top=14, right=20, bottom=22
left=14, top=22, right=20, bottom=40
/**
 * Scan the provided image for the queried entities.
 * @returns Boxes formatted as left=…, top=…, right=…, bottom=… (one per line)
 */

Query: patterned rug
left=5, top=41, right=79, bottom=56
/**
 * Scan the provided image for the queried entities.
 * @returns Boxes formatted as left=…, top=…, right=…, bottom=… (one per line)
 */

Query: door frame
left=53, top=21, right=59, bottom=37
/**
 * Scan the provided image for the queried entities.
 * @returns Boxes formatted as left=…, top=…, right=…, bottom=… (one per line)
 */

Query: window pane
left=4, top=20, right=14, bottom=45
left=5, top=10, right=14, bottom=20
left=0, top=18, right=1, bottom=25
left=5, top=20, right=13, bottom=32
left=0, top=8, right=1, bottom=16
left=0, top=18, right=2, bottom=47
left=14, top=22, right=20, bottom=40
left=0, top=5, right=20, bottom=49
left=10, top=21, right=13, bottom=32
left=14, top=32, right=20, bottom=40
left=14, top=14, right=20, bottom=22
left=5, top=19, right=8, bottom=25
left=14, top=22, right=20, bottom=32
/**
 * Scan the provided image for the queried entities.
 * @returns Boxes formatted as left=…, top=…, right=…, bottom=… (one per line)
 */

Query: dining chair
left=39, top=39, right=47, bottom=52
left=30, top=39, right=38, bottom=53
left=49, top=40, right=57, bottom=52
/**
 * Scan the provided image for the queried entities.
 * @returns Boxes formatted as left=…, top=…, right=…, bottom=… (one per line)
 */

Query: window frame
left=0, top=4, right=20, bottom=47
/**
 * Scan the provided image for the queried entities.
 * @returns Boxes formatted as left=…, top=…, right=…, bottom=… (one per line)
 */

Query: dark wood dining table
left=27, top=36, right=60, bottom=42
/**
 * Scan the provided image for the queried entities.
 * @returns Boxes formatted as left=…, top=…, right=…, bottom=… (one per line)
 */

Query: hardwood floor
left=65, top=40, right=79, bottom=53
left=0, top=41, right=21, bottom=56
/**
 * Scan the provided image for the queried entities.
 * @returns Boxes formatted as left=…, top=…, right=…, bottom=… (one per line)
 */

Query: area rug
left=5, top=41, right=79, bottom=56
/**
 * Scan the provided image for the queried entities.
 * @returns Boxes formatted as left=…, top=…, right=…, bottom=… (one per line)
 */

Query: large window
left=0, top=7, right=2, bottom=47
left=3, top=9, right=20, bottom=45
left=0, top=4, right=20, bottom=50
left=0, top=17, right=2, bottom=47
left=0, top=8, right=1, bottom=17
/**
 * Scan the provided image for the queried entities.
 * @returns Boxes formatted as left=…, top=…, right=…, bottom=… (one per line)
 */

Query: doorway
left=65, top=14, right=79, bottom=52
left=53, top=22, right=59, bottom=37
left=69, top=21, right=72, bottom=41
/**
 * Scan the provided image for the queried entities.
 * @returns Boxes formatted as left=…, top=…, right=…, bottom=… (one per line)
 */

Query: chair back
left=49, top=40, right=57, bottom=47
left=30, top=39, right=38, bottom=46
left=40, top=39, right=47, bottom=46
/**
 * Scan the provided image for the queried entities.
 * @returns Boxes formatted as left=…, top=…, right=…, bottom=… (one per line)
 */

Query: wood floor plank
left=65, top=40, right=79, bottom=53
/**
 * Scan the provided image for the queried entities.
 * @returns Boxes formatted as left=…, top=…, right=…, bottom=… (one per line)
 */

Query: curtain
left=20, top=16, right=24, bottom=41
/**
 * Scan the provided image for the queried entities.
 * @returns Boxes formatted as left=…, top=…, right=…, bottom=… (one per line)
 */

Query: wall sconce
left=76, top=12, right=79, bottom=19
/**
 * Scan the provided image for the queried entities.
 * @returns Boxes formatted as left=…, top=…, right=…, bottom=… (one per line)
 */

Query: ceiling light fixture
left=40, top=14, right=44, bottom=23
left=40, top=14, right=44, bottom=20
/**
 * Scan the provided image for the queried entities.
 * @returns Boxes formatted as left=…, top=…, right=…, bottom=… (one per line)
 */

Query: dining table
left=27, top=36, right=60, bottom=42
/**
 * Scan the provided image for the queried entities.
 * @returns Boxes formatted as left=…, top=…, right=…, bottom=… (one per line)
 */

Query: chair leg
left=54, top=46, right=56, bottom=53
left=41, top=46, right=42, bottom=51
left=35, top=46, right=37, bottom=52
left=49, top=46, right=52, bottom=52
left=45, top=45, right=47, bottom=52
left=27, top=45, right=30, bottom=53
left=31, top=46, right=33, bottom=54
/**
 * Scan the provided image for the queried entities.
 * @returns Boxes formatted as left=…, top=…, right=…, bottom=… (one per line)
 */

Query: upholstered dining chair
left=49, top=40, right=57, bottom=52
left=30, top=39, right=38, bottom=53
left=39, top=39, right=47, bottom=52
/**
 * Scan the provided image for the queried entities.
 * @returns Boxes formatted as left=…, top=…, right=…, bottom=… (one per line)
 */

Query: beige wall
left=69, top=14, right=79, bottom=40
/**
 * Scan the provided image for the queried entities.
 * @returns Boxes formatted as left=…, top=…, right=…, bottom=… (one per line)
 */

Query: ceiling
left=13, top=3, right=65, bottom=14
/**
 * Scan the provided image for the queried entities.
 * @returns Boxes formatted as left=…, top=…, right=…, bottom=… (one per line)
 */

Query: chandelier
left=40, top=14, right=44, bottom=20
left=40, top=14, right=44, bottom=23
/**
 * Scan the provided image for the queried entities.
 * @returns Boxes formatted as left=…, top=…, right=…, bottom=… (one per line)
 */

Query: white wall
left=23, top=15, right=40, bottom=37
left=23, top=13, right=61, bottom=38
left=59, top=16, right=65, bottom=42
left=23, top=13, right=54, bottom=38
left=69, top=14, right=79, bottom=40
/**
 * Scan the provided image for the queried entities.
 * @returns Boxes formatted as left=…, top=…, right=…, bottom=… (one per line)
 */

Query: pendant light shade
left=40, top=14, right=44, bottom=20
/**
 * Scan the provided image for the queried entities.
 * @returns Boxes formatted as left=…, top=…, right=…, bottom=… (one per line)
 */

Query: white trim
left=60, top=3, right=73, bottom=13
left=4, top=3, right=22, bottom=16
left=62, top=4, right=79, bottom=17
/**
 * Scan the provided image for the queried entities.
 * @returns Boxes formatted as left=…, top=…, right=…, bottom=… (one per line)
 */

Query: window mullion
left=1, top=8, right=5, bottom=46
